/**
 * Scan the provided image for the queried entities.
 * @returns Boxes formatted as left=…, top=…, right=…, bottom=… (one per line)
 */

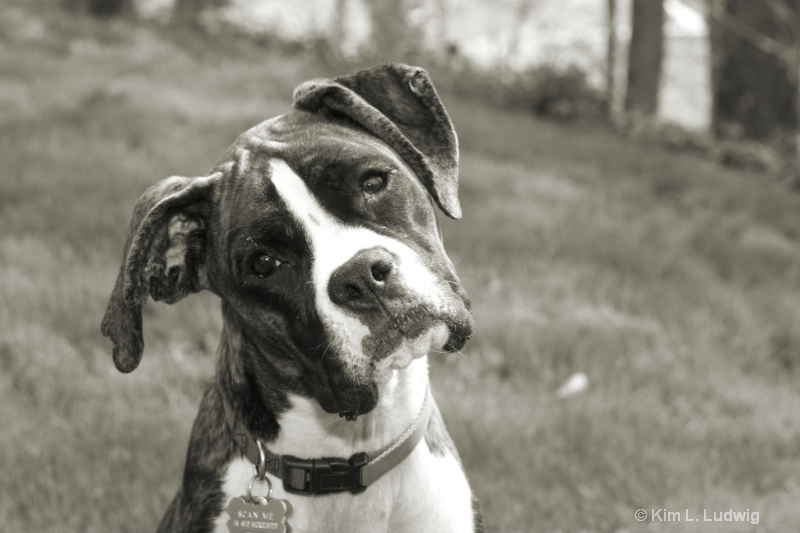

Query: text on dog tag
left=226, top=496, right=293, bottom=533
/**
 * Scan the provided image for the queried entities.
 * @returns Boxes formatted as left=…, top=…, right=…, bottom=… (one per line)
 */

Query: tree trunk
left=606, top=0, right=618, bottom=116
left=624, top=0, right=665, bottom=116
left=708, top=0, right=799, bottom=139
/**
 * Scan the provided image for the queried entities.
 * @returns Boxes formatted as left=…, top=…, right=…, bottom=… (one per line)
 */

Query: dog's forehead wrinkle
left=237, top=148, right=250, bottom=174
left=267, top=116, right=406, bottom=173
left=316, top=140, right=404, bottom=176
left=245, top=136, right=291, bottom=155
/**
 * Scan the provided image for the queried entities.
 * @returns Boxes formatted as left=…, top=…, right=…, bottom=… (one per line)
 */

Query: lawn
left=2, top=3, right=799, bottom=532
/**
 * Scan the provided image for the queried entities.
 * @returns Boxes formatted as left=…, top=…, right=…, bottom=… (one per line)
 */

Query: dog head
left=102, top=64, right=473, bottom=417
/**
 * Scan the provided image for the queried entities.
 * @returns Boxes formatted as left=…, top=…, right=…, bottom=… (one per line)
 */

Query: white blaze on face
left=269, top=159, right=447, bottom=369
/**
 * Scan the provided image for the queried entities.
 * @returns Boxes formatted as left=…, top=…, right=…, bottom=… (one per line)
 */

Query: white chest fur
left=212, top=359, right=474, bottom=533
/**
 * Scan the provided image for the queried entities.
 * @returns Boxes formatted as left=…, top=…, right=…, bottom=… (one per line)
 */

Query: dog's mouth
left=361, top=303, right=474, bottom=362
left=314, top=304, right=474, bottom=419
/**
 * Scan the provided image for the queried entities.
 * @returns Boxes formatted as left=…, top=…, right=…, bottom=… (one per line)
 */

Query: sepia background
left=2, top=0, right=800, bottom=531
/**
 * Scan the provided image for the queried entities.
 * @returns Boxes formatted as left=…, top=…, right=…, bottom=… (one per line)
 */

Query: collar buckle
left=281, top=452, right=369, bottom=495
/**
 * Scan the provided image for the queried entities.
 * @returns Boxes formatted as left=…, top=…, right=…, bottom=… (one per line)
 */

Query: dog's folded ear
left=293, top=63, right=462, bottom=219
left=101, top=173, right=220, bottom=373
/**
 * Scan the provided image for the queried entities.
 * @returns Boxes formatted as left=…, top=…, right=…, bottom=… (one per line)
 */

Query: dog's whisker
left=429, top=347, right=468, bottom=359
left=224, top=223, right=246, bottom=239
left=304, top=340, right=327, bottom=353
left=320, top=340, right=338, bottom=363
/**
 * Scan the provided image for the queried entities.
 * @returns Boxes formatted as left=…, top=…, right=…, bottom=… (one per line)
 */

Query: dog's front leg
left=157, top=386, right=234, bottom=533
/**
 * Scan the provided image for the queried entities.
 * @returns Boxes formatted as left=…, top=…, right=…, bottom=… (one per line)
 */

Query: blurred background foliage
left=3, top=0, right=800, bottom=532
left=63, top=0, right=800, bottom=180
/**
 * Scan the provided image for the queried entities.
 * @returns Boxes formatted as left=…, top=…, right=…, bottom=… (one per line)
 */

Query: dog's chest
left=212, top=442, right=473, bottom=533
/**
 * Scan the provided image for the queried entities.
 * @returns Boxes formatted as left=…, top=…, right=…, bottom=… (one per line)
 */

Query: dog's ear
left=101, top=173, right=220, bottom=373
left=293, top=63, right=462, bottom=219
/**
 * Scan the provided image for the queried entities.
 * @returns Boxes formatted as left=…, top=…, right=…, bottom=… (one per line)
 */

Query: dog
left=102, top=63, right=485, bottom=533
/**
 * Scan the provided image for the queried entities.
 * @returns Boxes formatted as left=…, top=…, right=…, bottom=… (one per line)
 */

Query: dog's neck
left=270, top=357, right=430, bottom=458
left=216, top=306, right=430, bottom=458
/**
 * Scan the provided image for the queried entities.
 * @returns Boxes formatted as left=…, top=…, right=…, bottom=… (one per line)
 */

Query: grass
left=2, top=3, right=800, bottom=532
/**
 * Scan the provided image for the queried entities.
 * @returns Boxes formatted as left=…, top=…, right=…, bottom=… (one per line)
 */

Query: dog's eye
left=361, top=174, right=387, bottom=196
left=251, top=254, right=282, bottom=277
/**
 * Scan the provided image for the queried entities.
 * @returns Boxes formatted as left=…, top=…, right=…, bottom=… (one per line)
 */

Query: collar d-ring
left=247, top=472, right=273, bottom=503
left=255, top=439, right=267, bottom=480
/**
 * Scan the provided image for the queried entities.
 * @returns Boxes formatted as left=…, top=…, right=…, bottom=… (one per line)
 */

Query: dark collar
left=223, top=388, right=432, bottom=496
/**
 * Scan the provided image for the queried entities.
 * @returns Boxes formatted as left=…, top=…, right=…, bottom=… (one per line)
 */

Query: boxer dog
left=102, top=63, right=485, bottom=533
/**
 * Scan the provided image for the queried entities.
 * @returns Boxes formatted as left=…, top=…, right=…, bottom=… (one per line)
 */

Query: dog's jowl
left=102, top=63, right=485, bottom=533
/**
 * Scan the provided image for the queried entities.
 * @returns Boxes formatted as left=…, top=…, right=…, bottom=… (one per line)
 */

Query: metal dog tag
left=227, top=474, right=293, bottom=533
left=226, top=496, right=293, bottom=533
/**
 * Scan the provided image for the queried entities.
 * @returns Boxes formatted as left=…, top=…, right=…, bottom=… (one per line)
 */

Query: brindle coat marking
left=102, top=63, right=485, bottom=533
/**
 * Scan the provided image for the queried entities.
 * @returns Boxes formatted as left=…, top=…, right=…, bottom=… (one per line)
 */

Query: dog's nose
left=328, top=248, right=396, bottom=311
